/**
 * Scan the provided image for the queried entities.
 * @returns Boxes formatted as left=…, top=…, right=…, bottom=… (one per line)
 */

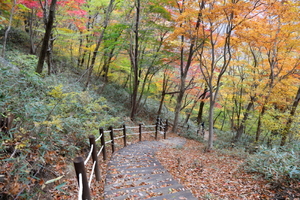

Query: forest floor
left=156, top=132, right=300, bottom=200
left=49, top=132, right=299, bottom=200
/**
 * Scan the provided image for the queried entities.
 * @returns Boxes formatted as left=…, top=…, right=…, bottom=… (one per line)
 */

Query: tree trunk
left=157, top=72, right=169, bottom=116
left=255, top=105, right=266, bottom=142
left=172, top=68, right=187, bottom=131
left=207, top=94, right=215, bottom=150
left=28, top=9, right=37, bottom=54
left=85, top=0, right=115, bottom=89
left=77, top=32, right=83, bottom=68
left=46, top=33, right=55, bottom=75
left=184, top=91, right=201, bottom=125
left=36, top=0, right=57, bottom=74
left=280, top=85, right=300, bottom=146
left=2, top=0, right=16, bottom=58
left=129, top=0, right=140, bottom=120
left=101, top=48, right=115, bottom=82
left=172, top=5, right=204, bottom=132
left=235, top=98, right=254, bottom=141
left=197, top=87, right=208, bottom=125
left=172, top=40, right=195, bottom=132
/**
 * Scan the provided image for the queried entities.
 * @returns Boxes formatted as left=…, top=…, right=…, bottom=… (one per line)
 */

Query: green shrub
left=245, top=145, right=300, bottom=184
left=0, top=28, right=30, bottom=49
left=0, top=51, right=123, bottom=198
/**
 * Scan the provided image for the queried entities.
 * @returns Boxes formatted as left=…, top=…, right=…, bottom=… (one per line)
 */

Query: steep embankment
left=0, top=50, right=134, bottom=199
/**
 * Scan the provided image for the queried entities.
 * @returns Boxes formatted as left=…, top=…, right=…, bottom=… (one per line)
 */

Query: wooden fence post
left=73, top=157, right=91, bottom=200
left=89, top=135, right=101, bottom=181
left=123, top=124, right=127, bottom=147
left=139, top=124, right=142, bottom=141
left=155, top=116, right=159, bottom=140
left=109, top=126, right=115, bottom=153
left=164, top=119, right=168, bottom=139
left=159, top=118, right=163, bottom=132
left=99, top=127, right=107, bottom=160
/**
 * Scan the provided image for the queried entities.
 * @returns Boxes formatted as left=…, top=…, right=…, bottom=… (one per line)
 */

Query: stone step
left=104, top=141, right=197, bottom=200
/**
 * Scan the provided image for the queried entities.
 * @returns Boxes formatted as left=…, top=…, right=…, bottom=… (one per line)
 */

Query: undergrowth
left=0, top=48, right=126, bottom=199
left=245, top=144, right=300, bottom=184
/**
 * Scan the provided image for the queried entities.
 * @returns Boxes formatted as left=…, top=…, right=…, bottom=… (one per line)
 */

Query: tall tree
left=129, top=0, right=141, bottom=120
left=36, top=0, right=57, bottom=74
left=84, top=0, right=116, bottom=89
left=126, top=0, right=172, bottom=119
left=248, top=1, right=300, bottom=142
left=197, top=0, right=263, bottom=150
left=168, top=0, right=206, bottom=132
left=281, top=84, right=300, bottom=146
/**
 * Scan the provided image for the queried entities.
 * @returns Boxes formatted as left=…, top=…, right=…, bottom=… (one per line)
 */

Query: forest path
left=104, top=138, right=197, bottom=200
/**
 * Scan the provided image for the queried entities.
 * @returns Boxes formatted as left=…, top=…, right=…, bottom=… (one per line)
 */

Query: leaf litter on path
left=155, top=134, right=276, bottom=199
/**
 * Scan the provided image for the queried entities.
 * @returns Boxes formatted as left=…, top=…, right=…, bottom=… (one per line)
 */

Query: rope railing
left=105, top=140, right=113, bottom=144
left=84, top=144, right=93, bottom=165
left=142, top=131, right=156, bottom=134
left=73, top=116, right=168, bottom=200
left=143, top=125, right=156, bottom=128
left=97, top=146, right=104, bottom=157
left=159, top=131, right=165, bottom=135
left=95, top=133, right=102, bottom=142
left=78, top=173, right=83, bottom=200
left=89, top=161, right=97, bottom=187
left=114, top=135, right=124, bottom=140
left=113, top=128, right=124, bottom=131
left=126, top=132, right=140, bottom=136
left=126, top=126, right=139, bottom=129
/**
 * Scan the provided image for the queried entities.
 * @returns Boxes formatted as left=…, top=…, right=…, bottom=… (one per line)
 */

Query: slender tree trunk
left=101, top=48, right=115, bottom=82
left=2, top=0, right=16, bottom=58
left=157, top=92, right=166, bottom=116
left=208, top=93, right=215, bottom=150
left=36, top=0, right=57, bottom=74
left=77, top=32, right=83, bottom=68
left=173, top=68, right=187, bottom=130
left=172, top=42, right=194, bottom=132
left=235, top=98, right=254, bottom=141
left=255, top=105, right=266, bottom=142
left=184, top=91, right=201, bottom=124
left=172, top=5, right=204, bottom=132
left=46, top=33, right=55, bottom=75
left=28, top=9, right=37, bottom=54
left=129, top=0, right=140, bottom=120
left=85, top=0, right=115, bottom=89
left=197, top=87, right=208, bottom=125
left=280, top=85, right=300, bottom=146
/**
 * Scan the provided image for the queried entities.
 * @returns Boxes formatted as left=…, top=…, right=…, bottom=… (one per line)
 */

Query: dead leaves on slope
left=156, top=138, right=276, bottom=199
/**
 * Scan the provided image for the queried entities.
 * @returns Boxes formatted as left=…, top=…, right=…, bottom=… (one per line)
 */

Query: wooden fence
left=73, top=116, right=168, bottom=200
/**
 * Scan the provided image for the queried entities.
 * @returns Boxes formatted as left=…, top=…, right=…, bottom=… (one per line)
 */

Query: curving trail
left=104, top=140, right=197, bottom=200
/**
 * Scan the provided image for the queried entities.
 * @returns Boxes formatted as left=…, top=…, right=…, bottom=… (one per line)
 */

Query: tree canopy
left=1, top=0, right=300, bottom=149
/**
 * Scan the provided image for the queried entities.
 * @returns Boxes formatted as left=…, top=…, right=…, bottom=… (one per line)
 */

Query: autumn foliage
left=0, top=0, right=300, bottom=199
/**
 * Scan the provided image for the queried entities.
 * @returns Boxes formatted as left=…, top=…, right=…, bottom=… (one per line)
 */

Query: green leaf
left=17, top=3, right=30, bottom=11
left=45, top=175, right=64, bottom=184
left=55, top=182, right=67, bottom=192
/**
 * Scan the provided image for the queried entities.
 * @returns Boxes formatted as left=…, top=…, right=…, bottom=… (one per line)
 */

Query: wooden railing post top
left=74, top=156, right=84, bottom=164
left=89, top=135, right=95, bottom=139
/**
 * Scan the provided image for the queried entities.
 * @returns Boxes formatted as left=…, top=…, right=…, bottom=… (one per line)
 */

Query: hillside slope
left=0, top=47, right=139, bottom=199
